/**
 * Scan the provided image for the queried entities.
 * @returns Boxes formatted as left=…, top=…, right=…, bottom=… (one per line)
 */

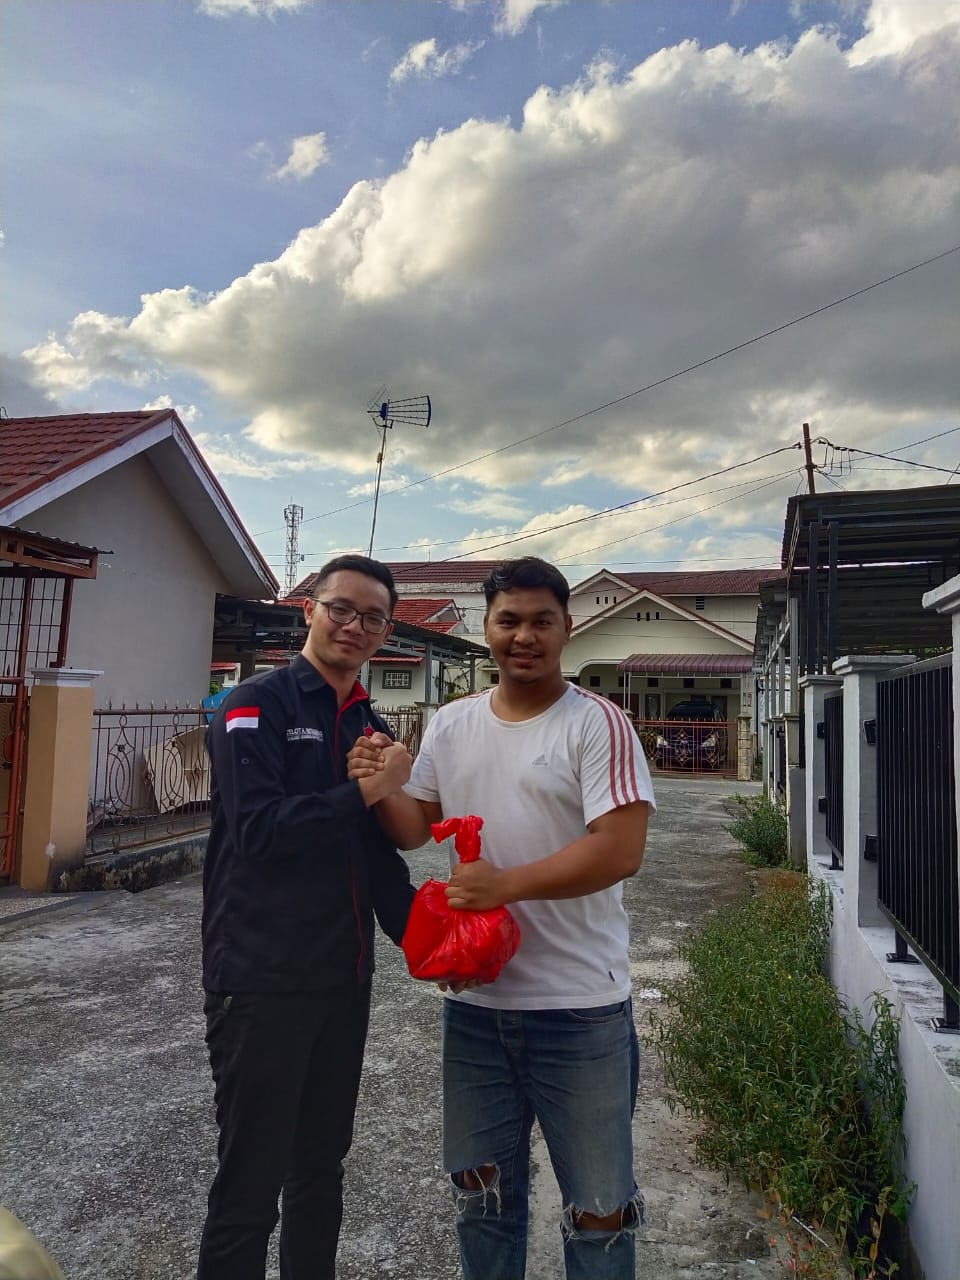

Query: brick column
left=19, top=668, right=102, bottom=891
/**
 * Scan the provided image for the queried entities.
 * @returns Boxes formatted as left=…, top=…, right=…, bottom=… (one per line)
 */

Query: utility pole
left=802, top=422, right=816, bottom=494
left=283, top=503, right=304, bottom=596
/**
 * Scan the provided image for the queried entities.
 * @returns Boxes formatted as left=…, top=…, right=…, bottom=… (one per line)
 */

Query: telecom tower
left=283, top=503, right=304, bottom=596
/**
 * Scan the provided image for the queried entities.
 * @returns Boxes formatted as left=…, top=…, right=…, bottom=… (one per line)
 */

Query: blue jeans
left=442, top=997, right=644, bottom=1280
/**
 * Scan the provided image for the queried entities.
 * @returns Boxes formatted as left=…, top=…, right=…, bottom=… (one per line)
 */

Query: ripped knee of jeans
left=451, top=1165, right=502, bottom=1219
left=561, top=1189, right=645, bottom=1249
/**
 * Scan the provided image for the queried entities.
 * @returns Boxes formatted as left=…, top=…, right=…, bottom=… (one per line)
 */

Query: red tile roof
left=292, top=563, right=777, bottom=597
left=618, top=653, right=756, bottom=674
left=0, top=411, right=171, bottom=508
left=616, top=569, right=777, bottom=596
left=386, top=561, right=502, bottom=583
left=391, top=598, right=459, bottom=629
left=386, top=564, right=776, bottom=593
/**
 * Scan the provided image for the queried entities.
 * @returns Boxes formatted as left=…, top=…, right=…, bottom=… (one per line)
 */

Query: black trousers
left=197, top=981, right=372, bottom=1280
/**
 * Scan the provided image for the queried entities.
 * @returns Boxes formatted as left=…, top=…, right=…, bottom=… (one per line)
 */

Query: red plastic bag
left=402, top=815, right=521, bottom=984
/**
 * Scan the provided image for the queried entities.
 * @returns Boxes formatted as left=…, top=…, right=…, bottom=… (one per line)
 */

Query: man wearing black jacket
left=197, top=554, right=416, bottom=1280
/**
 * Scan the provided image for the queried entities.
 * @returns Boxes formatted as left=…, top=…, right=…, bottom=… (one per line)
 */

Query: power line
left=253, top=241, right=960, bottom=539
left=444, top=457, right=800, bottom=562
left=558, top=472, right=796, bottom=564
left=264, top=462, right=797, bottom=561
left=818, top=439, right=960, bottom=476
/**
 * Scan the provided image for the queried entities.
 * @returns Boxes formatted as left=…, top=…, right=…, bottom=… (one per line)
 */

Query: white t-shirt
left=404, top=683, right=656, bottom=1009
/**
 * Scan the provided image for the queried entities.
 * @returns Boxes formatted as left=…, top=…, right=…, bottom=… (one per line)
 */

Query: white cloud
left=445, top=492, right=531, bottom=521
left=192, top=431, right=322, bottom=479
left=389, top=38, right=482, bottom=83
left=23, top=310, right=157, bottom=391
left=849, top=0, right=960, bottom=63
left=493, top=0, right=567, bottom=37
left=21, top=1, right=960, bottom=543
left=271, top=131, right=330, bottom=181
left=197, top=0, right=315, bottom=16
left=141, top=393, right=200, bottom=426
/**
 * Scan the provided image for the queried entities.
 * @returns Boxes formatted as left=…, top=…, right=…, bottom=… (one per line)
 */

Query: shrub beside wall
left=651, top=881, right=912, bottom=1277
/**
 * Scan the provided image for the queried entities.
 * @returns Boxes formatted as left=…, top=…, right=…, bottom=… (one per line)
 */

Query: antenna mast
left=283, top=502, right=304, bottom=595
left=364, top=389, right=432, bottom=557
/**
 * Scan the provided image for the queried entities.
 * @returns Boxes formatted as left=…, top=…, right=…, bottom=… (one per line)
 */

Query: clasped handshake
left=347, top=730, right=413, bottom=798
left=346, top=732, right=510, bottom=915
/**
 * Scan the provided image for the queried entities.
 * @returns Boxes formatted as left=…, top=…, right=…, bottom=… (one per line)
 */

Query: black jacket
left=202, top=656, right=415, bottom=992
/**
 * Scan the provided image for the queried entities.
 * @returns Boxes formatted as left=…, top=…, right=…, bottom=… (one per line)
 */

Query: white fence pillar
left=833, top=654, right=914, bottom=928
left=800, top=675, right=842, bottom=871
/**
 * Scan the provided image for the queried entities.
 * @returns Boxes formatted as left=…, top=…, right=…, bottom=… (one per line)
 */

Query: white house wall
left=564, top=615, right=751, bottom=669
left=27, top=455, right=230, bottom=707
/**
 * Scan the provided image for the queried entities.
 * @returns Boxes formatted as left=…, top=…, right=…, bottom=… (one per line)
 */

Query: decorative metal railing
left=87, top=706, right=211, bottom=855
left=877, top=655, right=958, bottom=1032
left=636, top=718, right=735, bottom=775
left=374, top=705, right=424, bottom=757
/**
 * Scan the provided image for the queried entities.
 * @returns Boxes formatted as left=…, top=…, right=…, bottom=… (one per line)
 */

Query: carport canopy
left=618, top=653, right=754, bottom=675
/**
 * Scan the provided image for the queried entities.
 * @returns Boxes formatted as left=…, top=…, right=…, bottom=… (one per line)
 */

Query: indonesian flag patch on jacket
left=225, top=706, right=260, bottom=732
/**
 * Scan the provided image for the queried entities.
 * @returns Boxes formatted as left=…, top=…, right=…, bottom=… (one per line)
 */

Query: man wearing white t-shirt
left=348, top=557, right=655, bottom=1280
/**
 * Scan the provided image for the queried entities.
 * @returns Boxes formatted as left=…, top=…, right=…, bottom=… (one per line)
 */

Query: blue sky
left=2, top=0, right=959, bottom=588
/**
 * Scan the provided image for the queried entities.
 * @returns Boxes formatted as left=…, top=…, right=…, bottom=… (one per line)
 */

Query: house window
left=646, top=677, right=659, bottom=688
left=589, top=675, right=601, bottom=688
left=596, top=596, right=601, bottom=604
left=695, top=596, right=705, bottom=611
left=720, top=678, right=733, bottom=689
left=604, top=596, right=609, bottom=604
left=489, top=673, right=499, bottom=684
left=683, top=677, right=695, bottom=689
left=382, top=670, right=412, bottom=690
left=617, top=675, right=625, bottom=686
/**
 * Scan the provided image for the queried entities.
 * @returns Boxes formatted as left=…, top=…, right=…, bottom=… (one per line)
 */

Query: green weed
left=726, top=791, right=790, bottom=867
left=650, top=880, right=913, bottom=1278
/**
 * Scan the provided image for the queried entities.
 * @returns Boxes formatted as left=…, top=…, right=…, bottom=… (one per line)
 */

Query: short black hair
left=482, top=557, right=570, bottom=610
left=313, top=554, right=398, bottom=611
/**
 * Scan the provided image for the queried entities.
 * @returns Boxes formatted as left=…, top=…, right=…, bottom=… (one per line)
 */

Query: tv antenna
left=364, top=387, right=432, bottom=557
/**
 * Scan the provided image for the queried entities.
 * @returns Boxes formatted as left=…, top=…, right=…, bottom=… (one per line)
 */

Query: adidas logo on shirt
left=531, top=753, right=549, bottom=767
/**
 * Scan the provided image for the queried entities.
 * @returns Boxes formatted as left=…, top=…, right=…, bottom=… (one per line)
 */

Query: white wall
left=564, top=610, right=751, bottom=669
left=27, top=455, right=230, bottom=707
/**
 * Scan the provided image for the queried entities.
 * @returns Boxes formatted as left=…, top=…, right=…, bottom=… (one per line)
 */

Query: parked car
left=655, top=701, right=728, bottom=770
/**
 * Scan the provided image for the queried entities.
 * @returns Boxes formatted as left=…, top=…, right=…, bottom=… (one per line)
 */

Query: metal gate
left=0, top=528, right=98, bottom=881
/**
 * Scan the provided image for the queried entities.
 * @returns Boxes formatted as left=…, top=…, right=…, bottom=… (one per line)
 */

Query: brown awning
left=617, top=653, right=754, bottom=675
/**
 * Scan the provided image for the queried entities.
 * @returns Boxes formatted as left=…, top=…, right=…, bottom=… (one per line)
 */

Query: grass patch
left=726, top=790, right=790, bottom=867
left=650, top=880, right=912, bottom=1277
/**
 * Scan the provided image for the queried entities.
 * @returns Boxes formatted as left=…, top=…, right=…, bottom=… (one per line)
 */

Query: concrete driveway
left=1, top=776, right=783, bottom=1279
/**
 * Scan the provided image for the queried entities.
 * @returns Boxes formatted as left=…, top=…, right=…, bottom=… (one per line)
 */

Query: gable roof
left=572, top=587, right=754, bottom=650
left=391, top=598, right=462, bottom=631
left=0, top=411, right=277, bottom=598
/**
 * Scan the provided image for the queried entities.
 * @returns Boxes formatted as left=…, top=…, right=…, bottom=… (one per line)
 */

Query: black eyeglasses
left=315, top=599, right=392, bottom=636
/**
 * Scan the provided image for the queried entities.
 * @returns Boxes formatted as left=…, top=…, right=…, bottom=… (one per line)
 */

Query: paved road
left=0, top=776, right=782, bottom=1279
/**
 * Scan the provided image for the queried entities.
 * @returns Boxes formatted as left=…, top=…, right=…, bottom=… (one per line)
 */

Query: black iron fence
left=822, top=692, right=844, bottom=868
left=88, top=706, right=211, bottom=855
left=877, top=655, right=958, bottom=1032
